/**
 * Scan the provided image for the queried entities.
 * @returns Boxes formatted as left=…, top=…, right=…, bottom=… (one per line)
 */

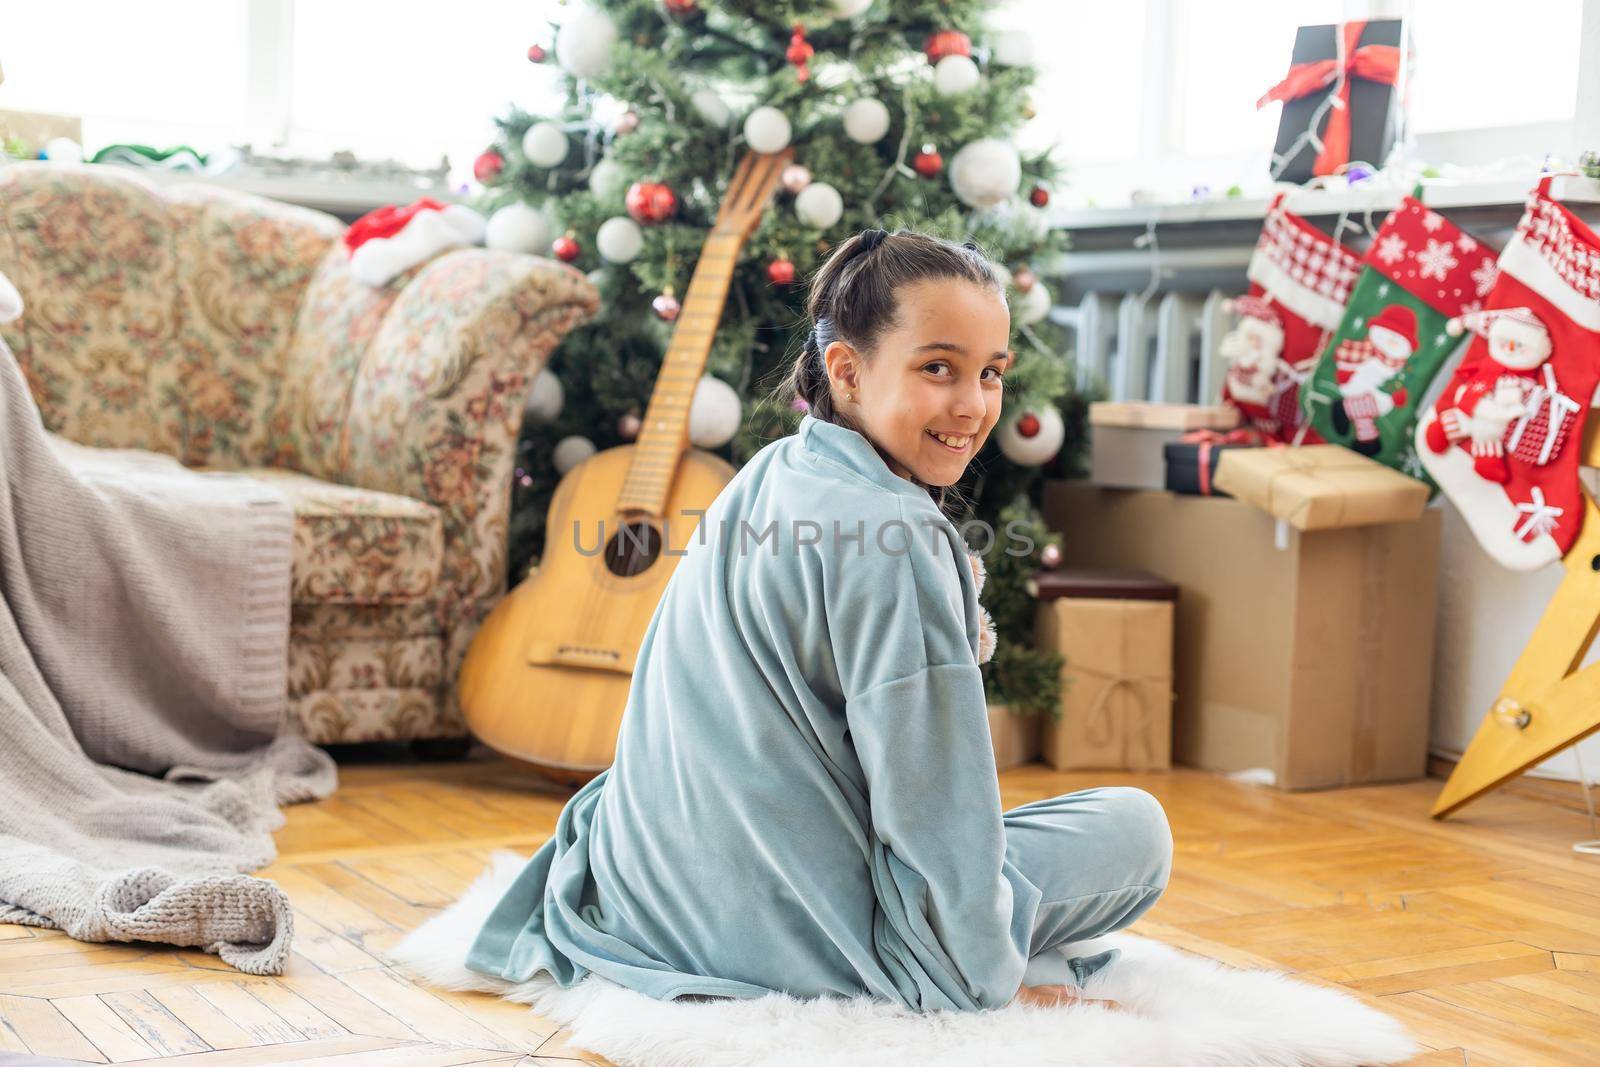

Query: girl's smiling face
left=824, top=277, right=1011, bottom=487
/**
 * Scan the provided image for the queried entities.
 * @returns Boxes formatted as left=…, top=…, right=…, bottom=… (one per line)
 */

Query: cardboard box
left=1034, top=586, right=1175, bottom=772
left=989, top=704, right=1041, bottom=772
left=1213, top=444, right=1429, bottom=531
left=1043, top=480, right=1440, bottom=790
left=1089, top=403, right=1240, bottom=491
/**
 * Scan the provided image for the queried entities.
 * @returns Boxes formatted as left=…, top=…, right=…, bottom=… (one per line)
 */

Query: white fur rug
left=389, top=852, right=1420, bottom=1067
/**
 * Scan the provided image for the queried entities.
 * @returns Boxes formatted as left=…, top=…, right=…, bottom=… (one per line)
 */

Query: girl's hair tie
left=858, top=228, right=889, bottom=253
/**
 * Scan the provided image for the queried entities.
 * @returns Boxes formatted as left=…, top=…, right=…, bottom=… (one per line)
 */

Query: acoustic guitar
left=460, top=146, right=795, bottom=786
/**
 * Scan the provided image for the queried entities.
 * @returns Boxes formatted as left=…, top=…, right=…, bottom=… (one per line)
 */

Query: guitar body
left=460, top=443, right=735, bottom=785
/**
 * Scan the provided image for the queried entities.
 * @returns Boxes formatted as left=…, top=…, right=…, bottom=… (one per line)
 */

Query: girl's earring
left=845, top=392, right=854, bottom=402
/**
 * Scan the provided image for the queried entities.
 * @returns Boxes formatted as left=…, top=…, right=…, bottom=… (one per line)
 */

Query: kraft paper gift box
left=1089, top=402, right=1240, bottom=491
left=1032, top=570, right=1177, bottom=772
left=1042, top=480, right=1439, bottom=791
left=1212, top=443, right=1429, bottom=531
left=988, top=704, right=1041, bottom=773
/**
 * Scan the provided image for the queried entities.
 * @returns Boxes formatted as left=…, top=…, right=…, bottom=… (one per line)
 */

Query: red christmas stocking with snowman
left=1220, top=193, right=1362, bottom=443
left=1416, top=176, right=1600, bottom=571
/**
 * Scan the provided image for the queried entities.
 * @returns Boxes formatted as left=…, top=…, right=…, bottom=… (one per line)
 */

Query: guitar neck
left=618, top=230, right=747, bottom=514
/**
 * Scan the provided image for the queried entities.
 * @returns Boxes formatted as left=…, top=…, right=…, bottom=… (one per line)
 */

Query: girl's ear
left=823, top=339, right=861, bottom=395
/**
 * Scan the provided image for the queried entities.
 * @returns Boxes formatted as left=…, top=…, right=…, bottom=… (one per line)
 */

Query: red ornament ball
left=473, top=150, right=504, bottom=184
left=767, top=257, right=796, bottom=286
left=618, top=412, right=642, bottom=439
left=662, top=0, right=698, bottom=14
left=1017, top=411, right=1041, bottom=438
left=652, top=291, right=681, bottom=322
left=625, top=180, right=678, bottom=225
left=552, top=234, right=581, bottom=263
left=1013, top=267, right=1037, bottom=293
left=786, top=23, right=814, bottom=83
left=1029, top=185, right=1050, bottom=208
left=1039, top=542, right=1062, bottom=569
left=924, top=30, right=972, bottom=64
left=912, top=145, right=943, bottom=179
left=526, top=44, right=547, bottom=63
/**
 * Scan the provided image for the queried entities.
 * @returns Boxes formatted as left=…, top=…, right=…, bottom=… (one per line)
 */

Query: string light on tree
left=997, top=405, right=1064, bottom=466
left=522, top=122, right=569, bottom=167
left=1039, top=542, right=1063, bottom=569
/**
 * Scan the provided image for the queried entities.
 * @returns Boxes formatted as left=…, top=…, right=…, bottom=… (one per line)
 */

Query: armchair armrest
left=338, top=248, right=599, bottom=610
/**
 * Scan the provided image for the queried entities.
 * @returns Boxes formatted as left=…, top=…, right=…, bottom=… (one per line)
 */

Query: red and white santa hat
left=1445, top=306, right=1547, bottom=341
left=343, top=197, right=487, bottom=287
left=1367, top=304, right=1418, bottom=351
left=1227, top=294, right=1282, bottom=328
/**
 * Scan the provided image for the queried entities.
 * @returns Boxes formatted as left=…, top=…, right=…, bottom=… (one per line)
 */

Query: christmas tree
left=474, top=0, right=1090, bottom=713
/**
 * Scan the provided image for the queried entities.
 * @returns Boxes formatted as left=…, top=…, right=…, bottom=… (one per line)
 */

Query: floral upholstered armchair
left=0, top=162, right=600, bottom=750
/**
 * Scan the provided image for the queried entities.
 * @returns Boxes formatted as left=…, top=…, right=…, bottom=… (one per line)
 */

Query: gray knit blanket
left=0, top=339, right=336, bottom=975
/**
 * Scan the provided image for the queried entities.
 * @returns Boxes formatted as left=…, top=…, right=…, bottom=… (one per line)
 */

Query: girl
left=458, top=229, right=1173, bottom=1013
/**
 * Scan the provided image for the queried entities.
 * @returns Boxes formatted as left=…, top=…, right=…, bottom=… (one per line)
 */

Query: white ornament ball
left=596, top=216, right=644, bottom=263
left=795, top=182, right=844, bottom=229
left=522, top=122, right=570, bottom=168
left=843, top=98, right=891, bottom=144
left=1014, top=280, right=1052, bottom=325
left=949, top=138, right=1022, bottom=208
left=553, top=434, right=597, bottom=475
left=933, top=54, right=981, bottom=96
left=555, top=7, right=617, bottom=78
left=43, top=137, right=84, bottom=164
left=485, top=203, right=553, bottom=254
left=586, top=268, right=607, bottom=288
left=991, top=29, right=1037, bottom=68
left=743, top=106, right=793, bottom=153
left=689, top=376, right=743, bottom=449
left=692, top=88, right=732, bottom=127
left=524, top=369, right=565, bottom=422
left=990, top=262, right=1014, bottom=292
left=588, top=157, right=627, bottom=205
left=828, top=0, right=873, bottom=16
left=998, top=407, right=1065, bottom=467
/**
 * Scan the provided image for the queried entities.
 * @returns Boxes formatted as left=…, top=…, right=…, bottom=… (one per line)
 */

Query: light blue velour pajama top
left=465, top=413, right=1115, bottom=1011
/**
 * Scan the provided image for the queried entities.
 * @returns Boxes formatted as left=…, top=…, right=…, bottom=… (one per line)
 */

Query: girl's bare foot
left=1012, top=983, right=1124, bottom=1011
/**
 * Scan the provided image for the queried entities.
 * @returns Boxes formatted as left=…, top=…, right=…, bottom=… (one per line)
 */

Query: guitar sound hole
left=605, top=521, right=663, bottom=577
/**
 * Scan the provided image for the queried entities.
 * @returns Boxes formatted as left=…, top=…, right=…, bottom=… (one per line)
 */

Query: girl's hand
left=1011, top=983, right=1124, bottom=1011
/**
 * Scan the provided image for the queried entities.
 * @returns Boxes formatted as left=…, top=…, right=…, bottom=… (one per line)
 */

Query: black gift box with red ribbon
left=1261, top=19, right=1406, bottom=184
left=1162, top=430, right=1264, bottom=497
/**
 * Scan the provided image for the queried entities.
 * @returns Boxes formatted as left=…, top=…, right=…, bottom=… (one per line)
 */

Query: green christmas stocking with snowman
left=1303, top=191, right=1499, bottom=479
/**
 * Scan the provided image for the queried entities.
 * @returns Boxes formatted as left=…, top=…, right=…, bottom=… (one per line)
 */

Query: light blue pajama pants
left=1005, top=785, right=1174, bottom=988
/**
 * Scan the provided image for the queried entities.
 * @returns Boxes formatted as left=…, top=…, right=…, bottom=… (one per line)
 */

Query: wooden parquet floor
left=2, top=751, right=1598, bottom=1065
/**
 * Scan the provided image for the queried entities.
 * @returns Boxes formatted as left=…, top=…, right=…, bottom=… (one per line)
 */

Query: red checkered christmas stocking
left=1416, top=176, right=1600, bottom=571
left=1221, top=193, right=1361, bottom=443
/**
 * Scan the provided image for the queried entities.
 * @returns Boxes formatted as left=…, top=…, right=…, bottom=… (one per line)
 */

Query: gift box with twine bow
left=1212, top=443, right=1428, bottom=531
left=1032, top=570, right=1177, bottom=773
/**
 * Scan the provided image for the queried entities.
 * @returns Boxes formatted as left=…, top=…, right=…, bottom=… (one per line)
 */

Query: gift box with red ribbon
left=1259, top=19, right=1407, bottom=184
left=1161, top=428, right=1267, bottom=497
